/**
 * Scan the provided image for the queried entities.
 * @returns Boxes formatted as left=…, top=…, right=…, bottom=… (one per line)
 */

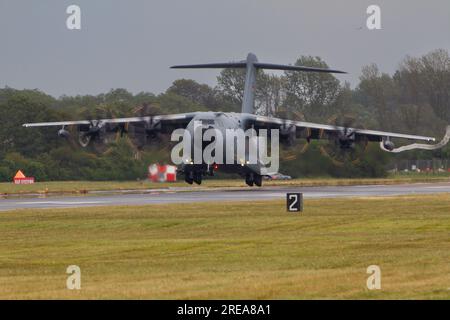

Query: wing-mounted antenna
left=380, top=125, right=450, bottom=153
left=171, top=53, right=346, bottom=115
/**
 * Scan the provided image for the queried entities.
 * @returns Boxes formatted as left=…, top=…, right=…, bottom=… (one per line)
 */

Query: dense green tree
left=167, top=79, right=238, bottom=112
left=216, top=68, right=284, bottom=115
left=356, top=64, right=398, bottom=131
left=0, top=90, right=60, bottom=157
left=283, top=56, right=341, bottom=121
left=0, top=49, right=449, bottom=182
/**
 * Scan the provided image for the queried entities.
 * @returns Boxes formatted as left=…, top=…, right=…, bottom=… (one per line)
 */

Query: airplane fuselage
left=180, top=112, right=271, bottom=186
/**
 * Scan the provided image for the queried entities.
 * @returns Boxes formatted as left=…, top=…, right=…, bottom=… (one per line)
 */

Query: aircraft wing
left=23, top=112, right=197, bottom=130
left=247, top=115, right=436, bottom=142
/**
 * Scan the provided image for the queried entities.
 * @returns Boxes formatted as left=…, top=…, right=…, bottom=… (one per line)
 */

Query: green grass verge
left=0, top=194, right=449, bottom=299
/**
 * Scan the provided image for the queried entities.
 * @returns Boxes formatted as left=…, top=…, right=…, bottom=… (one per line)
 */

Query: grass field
left=0, top=194, right=450, bottom=299
left=1, top=174, right=449, bottom=195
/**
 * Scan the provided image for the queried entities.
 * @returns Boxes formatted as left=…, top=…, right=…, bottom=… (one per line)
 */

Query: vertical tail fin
left=241, top=53, right=258, bottom=114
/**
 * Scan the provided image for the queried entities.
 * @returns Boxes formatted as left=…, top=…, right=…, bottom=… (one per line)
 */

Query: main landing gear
left=184, top=170, right=203, bottom=185
left=182, top=164, right=215, bottom=185
left=181, top=164, right=263, bottom=187
left=245, top=172, right=262, bottom=187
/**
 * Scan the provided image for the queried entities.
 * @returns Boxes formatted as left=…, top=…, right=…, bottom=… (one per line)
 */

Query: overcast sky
left=1, top=0, right=449, bottom=97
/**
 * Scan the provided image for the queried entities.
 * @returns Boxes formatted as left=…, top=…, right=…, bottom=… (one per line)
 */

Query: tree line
left=0, top=49, right=449, bottom=181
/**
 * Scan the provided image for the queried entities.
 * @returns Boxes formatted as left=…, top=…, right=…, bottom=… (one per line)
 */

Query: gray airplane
left=23, top=53, right=444, bottom=187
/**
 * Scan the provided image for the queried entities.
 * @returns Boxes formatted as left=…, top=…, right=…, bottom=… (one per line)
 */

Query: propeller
left=319, top=114, right=369, bottom=166
left=77, top=119, right=113, bottom=154
left=278, top=111, right=310, bottom=160
left=129, top=103, right=168, bottom=151
left=128, top=122, right=149, bottom=150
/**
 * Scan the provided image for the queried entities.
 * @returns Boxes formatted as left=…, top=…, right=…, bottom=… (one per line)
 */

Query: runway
left=0, top=182, right=449, bottom=211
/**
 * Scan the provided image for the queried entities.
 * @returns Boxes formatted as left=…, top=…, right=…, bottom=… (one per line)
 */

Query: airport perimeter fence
left=387, top=159, right=450, bottom=173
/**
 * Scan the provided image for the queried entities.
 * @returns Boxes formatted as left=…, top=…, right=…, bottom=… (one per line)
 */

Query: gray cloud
left=1, top=0, right=449, bottom=97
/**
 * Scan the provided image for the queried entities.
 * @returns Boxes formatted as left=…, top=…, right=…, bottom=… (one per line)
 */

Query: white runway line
left=16, top=201, right=107, bottom=205
left=425, top=186, right=450, bottom=189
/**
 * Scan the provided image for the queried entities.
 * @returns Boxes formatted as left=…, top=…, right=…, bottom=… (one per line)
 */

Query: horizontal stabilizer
left=254, top=63, right=347, bottom=74
left=171, top=62, right=346, bottom=74
left=171, top=53, right=347, bottom=115
left=171, top=62, right=246, bottom=69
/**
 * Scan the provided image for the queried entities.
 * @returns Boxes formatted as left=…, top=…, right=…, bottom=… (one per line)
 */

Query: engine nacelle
left=383, top=140, right=395, bottom=151
left=338, top=135, right=355, bottom=149
left=337, top=128, right=356, bottom=149
left=58, top=128, right=70, bottom=139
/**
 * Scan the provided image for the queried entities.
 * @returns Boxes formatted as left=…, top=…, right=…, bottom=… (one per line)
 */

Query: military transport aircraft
left=24, top=53, right=445, bottom=187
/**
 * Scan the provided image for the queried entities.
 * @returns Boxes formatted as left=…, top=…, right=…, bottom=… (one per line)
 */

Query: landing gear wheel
left=193, top=172, right=202, bottom=185
left=185, top=171, right=194, bottom=185
left=245, top=173, right=255, bottom=187
left=254, top=174, right=262, bottom=187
